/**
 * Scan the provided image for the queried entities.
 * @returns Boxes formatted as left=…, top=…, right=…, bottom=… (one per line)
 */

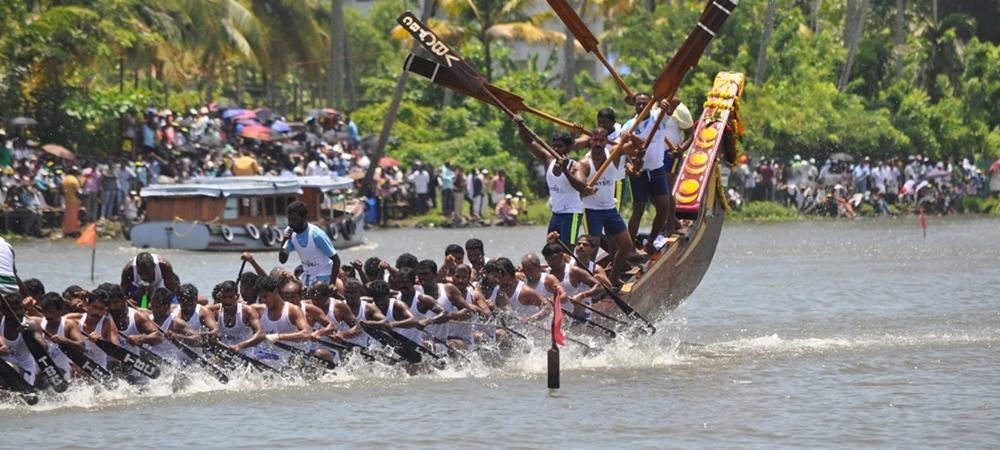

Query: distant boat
left=130, top=175, right=365, bottom=251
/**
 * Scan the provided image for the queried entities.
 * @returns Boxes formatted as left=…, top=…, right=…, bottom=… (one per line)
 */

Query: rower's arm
left=169, top=318, right=200, bottom=346
left=523, top=289, right=552, bottom=323
left=199, top=308, right=219, bottom=335
left=242, top=253, right=267, bottom=277
left=388, top=302, right=420, bottom=329
left=235, top=307, right=266, bottom=351
left=279, top=306, right=313, bottom=342
left=60, top=319, right=87, bottom=353
left=444, top=285, right=473, bottom=321
left=572, top=267, right=604, bottom=300
left=120, top=264, right=133, bottom=293
left=419, top=295, right=448, bottom=325
left=103, top=317, right=120, bottom=346
left=563, top=160, right=591, bottom=195
left=514, top=116, right=554, bottom=163
left=329, top=303, right=361, bottom=341
left=307, top=304, right=332, bottom=328
left=133, top=313, right=164, bottom=346
left=160, top=261, right=180, bottom=292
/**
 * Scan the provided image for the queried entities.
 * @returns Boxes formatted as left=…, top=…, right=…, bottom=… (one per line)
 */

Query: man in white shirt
left=408, top=164, right=431, bottom=214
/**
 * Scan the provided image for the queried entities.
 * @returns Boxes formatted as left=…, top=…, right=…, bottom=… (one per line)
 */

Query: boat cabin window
left=223, top=198, right=238, bottom=219
left=261, top=196, right=298, bottom=218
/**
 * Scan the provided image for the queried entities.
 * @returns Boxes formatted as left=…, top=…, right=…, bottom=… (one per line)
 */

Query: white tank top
left=131, top=254, right=165, bottom=289
left=508, top=281, right=539, bottom=318
left=582, top=151, right=625, bottom=210
left=173, top=305, right=203, bottom=332
left=528, top=271, right=552, bottom=299
left=559, top=268, right=592, bottom=320
left=425, top=284, right=456, bottom=340
left=336, top=300, right=371, bottom=347
left=546, top=160, right=583, bottom=214
left=149, top=314, right=183, bottom=361
left=80, top=313, right=109, bottom=369
left=41, top=317, right=71, bottom=376
left=260, top=303, right=307, bottom=357
left=1, top=317, right=37, bottom=378
left=0, top=238, right=16, bottom=283
left=386, top=297, right=423, bottom=345
left=289, top=224, right=334, bottom=282
left=114, top=308, right=142, bottom=354
left=219, top=303, right=252, bottom=347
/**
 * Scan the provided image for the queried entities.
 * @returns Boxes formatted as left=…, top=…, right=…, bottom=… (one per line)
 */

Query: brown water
left=1, top=217, right=998, bottom=449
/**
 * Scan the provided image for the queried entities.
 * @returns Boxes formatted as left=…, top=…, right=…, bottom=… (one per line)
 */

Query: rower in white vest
left=251, top=275, right=313, bottom=364
left=147, top=288, right=199, bottom=364
left=415, top=259, right=477, bottom=349
left=39, top=293, right=87, bottom=377
left=211, top=281, right=265, bottom=355
left=542, top=242, right=602, bottom=324
left=1, top=295, right=38, bottom=384
left=388, top=269, right=444, bottom=347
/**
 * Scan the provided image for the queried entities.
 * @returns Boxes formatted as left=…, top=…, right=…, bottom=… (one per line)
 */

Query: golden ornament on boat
left=678, top=179, right=700, bottom=196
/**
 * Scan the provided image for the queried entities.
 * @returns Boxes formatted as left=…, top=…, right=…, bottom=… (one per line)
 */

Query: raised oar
left=588, top=0, right=740, bottom=187
left=546, top=0, right=634, bottom=100
left=561, top=307, right=616, bottom=339
left=553, top=238, right=657, bottom=334
left=0, top=297, right=69, bottom=393
left=152, top=324, right=229, bottom=384
left=273, top=341, right=338, bottom=371
left=95, top=339, right=161, bottom=379
left=404, top=53, right=591, bottom=137
left=236, top=259, right=247, bottom=287
left=416, top=326, right=471, bottom=362
left=397, top=12, right=564, bottom=162
left=0, top=358, right=39, bottom=405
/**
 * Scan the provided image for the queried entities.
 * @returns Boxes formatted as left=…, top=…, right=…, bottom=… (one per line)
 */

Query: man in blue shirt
left=279, top=201, right=341, bottom=287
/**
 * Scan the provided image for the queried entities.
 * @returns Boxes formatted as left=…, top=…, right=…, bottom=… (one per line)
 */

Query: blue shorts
left=547, top=213, right=582, bottom=245
left=629, top=166, right=670, bottom=204
left=585, top=208, right=627, bottom=237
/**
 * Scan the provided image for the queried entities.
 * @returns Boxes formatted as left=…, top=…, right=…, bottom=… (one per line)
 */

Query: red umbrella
left=379, top=157, right=400, bottom=167
left=989, top=158, right=1000, bottom=174
left=41, top=144, right=76, bottom=161
left=239, top=124, right=272, bottom=141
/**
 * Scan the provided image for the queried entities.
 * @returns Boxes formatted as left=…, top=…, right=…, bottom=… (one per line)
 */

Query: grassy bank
left=727, top=198, right=1000, bottom=223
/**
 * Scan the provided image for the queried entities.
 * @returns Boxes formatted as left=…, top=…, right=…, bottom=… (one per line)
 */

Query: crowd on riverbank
left=723, top=154, right=1000, bottom=218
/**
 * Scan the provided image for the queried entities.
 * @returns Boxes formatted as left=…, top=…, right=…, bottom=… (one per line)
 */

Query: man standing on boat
left=279, top=201, right=341, bottom=287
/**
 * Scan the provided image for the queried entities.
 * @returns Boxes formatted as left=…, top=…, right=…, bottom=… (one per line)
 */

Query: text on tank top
left=261, top=303, right=297, bottom=334
left=546, top=160, right=583, bottom=214
left=582, top=151, right=624, bottom=210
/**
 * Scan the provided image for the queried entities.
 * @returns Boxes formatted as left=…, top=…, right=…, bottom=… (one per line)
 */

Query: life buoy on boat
left=341, top=218, right=356, bottom=241
left=221, top=225, right=234, bottom=242
left=327, top=222, right=339, bottom=241
left=245, top=223, right=261, bottom=241
left=265, top=226, right=281, bottom=247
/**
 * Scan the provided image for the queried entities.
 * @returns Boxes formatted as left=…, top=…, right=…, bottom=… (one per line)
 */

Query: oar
left=202, top=335, right=280, bottom=374
left=576, top=301, right=630, bottom=327
left=95, top=339, right=161, bottom=379
left=0, top=359, right=39, bottom=405
left=152, top=323, right=229, bottom=384
left=42, top=329, right=116, bottom=388
left=561, top=307, right=616, bottom=339
left=546, top=0, right=634, bottom=100
left=588, top=0, right=740, bottom=187
left=397, top=12, right=564, bottom=162
left=0, top=297, right=69, bottom=393
left=272, top=341, right=338, bottom=371
left=554, top=238, right=657, bottom=334
left=404, top=54, right=593, bottom=137
left=236, top=259, right=247, bottom=286
left=313, top=338, right=378, bottom=362
left=416, top=325, right=470, bottom=362
left=360, top=322, right=445, bottom=367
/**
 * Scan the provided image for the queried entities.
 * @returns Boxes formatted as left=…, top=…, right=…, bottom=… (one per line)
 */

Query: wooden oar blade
left=405, top=53, right=532, bottom=115
left=397, top=12, right=486, bottom=94
left=546, top=0, right=600, bottom=52
left=651, top=0, right=739, bottom=100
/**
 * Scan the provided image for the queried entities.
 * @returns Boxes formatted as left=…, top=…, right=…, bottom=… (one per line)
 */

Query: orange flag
left=76, top=223, right=97, bottom=249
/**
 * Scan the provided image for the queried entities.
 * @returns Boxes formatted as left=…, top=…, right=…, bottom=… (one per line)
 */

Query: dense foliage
left=1, top=0, right=997, bottom=194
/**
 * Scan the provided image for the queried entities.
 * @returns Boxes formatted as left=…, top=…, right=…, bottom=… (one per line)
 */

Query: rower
left=120, top=252, right=180, bottom=306
left=451, top=264, right=495, bottom=344
left=576, top=126, right=637, bottom=285
left=322, top=278, right=382, bottom=348
left=251, top=275, right=313, bottom=364
left=514, top=116, right=593, bottom=249
left=465, top=238, right=488, bottom=280
left=173, top=284, right=218, bottom=336
left=76, top=290, right=118, bottom=370
left=278, top=201, right=341, bottom=287
left=484, top=258, right=550, bottom=325
left=147, top=288, right=199, bottom=363
left=39, top=293, right=86, bottom=378
left=436, top=244, right=465, bottom=283
left=572, top=235, right=610, bottom=285
left=101, top=283, right=162, bottom=354
left=238, top=272, right=260, bottom=304
left=280, top=279, right=335, bottom=362
left=362, top=279, right=424, bottom=344
left=212, top=281, right=265, bottom=355
left=415, top=260, right=476, bottom=349
left=1, top=294, right=39, bottom=385
left=389, top=269, right=444, bottom=347
left=542, top=242, right=602, bottom=323
left=309, top=281, right=373, bottom=358
left=519, top=253, right=561, bottom=302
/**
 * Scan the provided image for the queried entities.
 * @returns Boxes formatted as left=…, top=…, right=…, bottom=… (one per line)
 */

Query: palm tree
left=438, top=0, right=564, bottom=81
left=838, top=0, right=868, bottom=92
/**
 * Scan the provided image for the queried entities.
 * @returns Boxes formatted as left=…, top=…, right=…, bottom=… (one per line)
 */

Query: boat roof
left=139, top=175, right=354, bottom=199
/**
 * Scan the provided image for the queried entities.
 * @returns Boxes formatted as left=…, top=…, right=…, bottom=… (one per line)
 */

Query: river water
left=1, top=218, right=998, bottom=449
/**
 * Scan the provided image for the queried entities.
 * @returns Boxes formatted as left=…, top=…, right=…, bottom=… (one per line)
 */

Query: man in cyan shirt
left=279, top=201, right=341, bottom=287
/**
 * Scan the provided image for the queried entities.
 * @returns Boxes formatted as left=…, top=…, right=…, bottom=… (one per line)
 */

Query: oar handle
left=561, top=307, right=616, bottom=339
left=588, top=99, right=656, bottom=188
left=594, top=51, right=634, bottom=100
left=236, top=260, right=247, bottom=286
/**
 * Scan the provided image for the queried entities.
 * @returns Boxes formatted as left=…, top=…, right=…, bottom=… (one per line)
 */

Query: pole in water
left=90, top=245, right=96, bottom=282
left=919, top=207, right=928, bottom=238
left=547, top=345, right=560, bottom=390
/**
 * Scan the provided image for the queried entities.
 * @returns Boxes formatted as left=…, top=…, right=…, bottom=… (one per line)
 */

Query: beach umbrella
left=222, top=108, right=246, bottom=119
left=239, top=124, right=272, bottom=141
left=8, top=116, right=38, bottom=127
left=923, top=169, right=949, bottom=179
left=41, top=144, right=76, bottom=161
left=829, top=152, right=854, bottom=163
left=989, top=158, right=1000, bottom=174
left=233, top=110, right=256, bottom=121
left=379, top=157, right=400, bottom=167
left=270, top=121, right=292, bottom=133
